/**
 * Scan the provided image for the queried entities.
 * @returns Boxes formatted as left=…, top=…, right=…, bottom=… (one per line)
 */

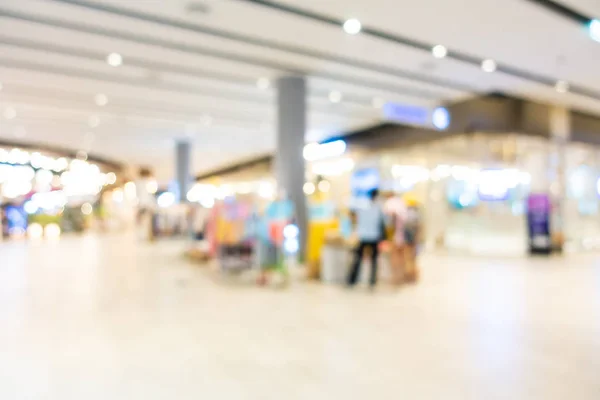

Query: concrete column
left=549, top=106, right=571, bottom=245
left=176, top=141, right=191, bottom=203
left=276, top=76, right=307, bottom=256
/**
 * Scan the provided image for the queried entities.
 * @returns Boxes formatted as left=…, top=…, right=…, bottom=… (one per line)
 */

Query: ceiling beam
left=232, top=0, right=600, bottom=102
left=522, top=0, right=590, bottom=24
left=0, top=11, right=457, bottom=101
left=38, top=0, right=476, bottom=93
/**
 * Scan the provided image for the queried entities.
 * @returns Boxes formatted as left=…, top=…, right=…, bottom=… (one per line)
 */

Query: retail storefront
left=192, top=94, right=600, bottom=257
left=0, top=144, right=132, bottom=239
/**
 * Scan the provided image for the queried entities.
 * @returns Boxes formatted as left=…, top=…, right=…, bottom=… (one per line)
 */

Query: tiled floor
left=1, top=234, right=599, bottom=399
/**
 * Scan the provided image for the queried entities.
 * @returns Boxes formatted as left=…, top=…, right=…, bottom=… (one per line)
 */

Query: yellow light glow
left=81, top=203, right=93, bottom=215
left=27, top=223, right=43, bottom=239
left=146, top=180, right=158, bottom=194
left=44, top=223, right=61, bottom=239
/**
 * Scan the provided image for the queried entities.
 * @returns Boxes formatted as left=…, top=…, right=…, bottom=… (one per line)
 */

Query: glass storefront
left=315, top=133, right=600, bottom=256
left=193, top=131, right=600, bottom=257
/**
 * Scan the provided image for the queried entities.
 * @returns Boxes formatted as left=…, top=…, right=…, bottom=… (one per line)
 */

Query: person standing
left=384, top=195, right=408, bottom=285
left=347, top=189, right=386, bottom=288
left=402, top=197, right=422, bottom=283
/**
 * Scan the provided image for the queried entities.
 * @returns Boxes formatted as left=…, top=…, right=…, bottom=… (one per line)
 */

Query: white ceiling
left=562, top=0, right=600, bottom=17
left=1, top=0, right=600, bottom=178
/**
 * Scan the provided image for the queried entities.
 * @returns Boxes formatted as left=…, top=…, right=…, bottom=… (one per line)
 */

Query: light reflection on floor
left=0, top=234, right=599, bottom=399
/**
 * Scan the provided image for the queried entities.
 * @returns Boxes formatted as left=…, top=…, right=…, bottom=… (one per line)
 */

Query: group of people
left=347, top=189, right=421, bottom=288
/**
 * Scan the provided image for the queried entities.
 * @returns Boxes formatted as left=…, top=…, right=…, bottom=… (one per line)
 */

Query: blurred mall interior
left=1, top=0, right=600, bottom=398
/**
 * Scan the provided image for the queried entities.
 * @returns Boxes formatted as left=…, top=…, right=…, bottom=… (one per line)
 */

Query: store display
left=0, top=147, right=122, bottom=239
left=527, top=194, right=552, bottom=255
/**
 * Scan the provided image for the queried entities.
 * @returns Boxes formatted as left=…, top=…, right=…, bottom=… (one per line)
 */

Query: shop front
left=313, top=95, right=600, bottom=256
left=188, top=94, right=600, bottom=262
left=0, top=144, right=129, bottom=240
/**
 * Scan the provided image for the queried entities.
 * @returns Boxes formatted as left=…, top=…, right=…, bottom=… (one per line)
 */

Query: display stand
left=214, top=199, right=256, bottom=273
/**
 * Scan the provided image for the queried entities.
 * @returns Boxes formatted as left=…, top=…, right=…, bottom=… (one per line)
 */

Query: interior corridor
left=0, top=234, right=599, bottom=399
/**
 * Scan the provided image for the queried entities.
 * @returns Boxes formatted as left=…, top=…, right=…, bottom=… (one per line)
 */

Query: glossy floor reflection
left=1, top=234, right=599, bottom=399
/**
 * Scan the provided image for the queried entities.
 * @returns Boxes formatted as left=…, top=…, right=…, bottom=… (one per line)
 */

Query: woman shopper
left=347, top=189, right=386, bottom=288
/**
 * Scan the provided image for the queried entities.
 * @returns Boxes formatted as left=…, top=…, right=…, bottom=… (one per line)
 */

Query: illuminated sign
left=383, top=103, right=451, bottom=130
left=478, top=169, right=517, bottom=201
left=303, top=140, right=346, bottom=161
left=383, top=103, right=429, bottom=125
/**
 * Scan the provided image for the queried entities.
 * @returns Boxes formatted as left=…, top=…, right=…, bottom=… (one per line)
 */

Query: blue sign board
left=383, top=103, right=451, bottom=130
left=383, top=103, right=429, bottom=125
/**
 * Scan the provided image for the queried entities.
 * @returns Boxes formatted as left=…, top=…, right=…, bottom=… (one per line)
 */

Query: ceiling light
left=88, top=115, right=100, bottom=128
left=343, top=18, right=362, bottom=35
left=372, top=97, right=385, bottom=109
left=481, top=59, right=497, bottom=73
left=4, top=107, right=16, bottom=120
left=106, top=53, right=123, bottom=67
left=256, top=77, right=270, bottom=90
left=589, top=19, right=600, bottom=42
left=329, top=90, right=342, bottom=103
left=432, top=45, right=448, bottom=59
left=555, top=80, right=569, bottom=93
left=95, top=93, right=108, bottom=106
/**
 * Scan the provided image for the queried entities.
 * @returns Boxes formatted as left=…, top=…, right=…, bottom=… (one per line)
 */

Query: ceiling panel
left=1, top=0, right=599, bottom=178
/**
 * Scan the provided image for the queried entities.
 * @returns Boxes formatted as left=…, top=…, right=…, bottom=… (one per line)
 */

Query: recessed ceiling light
left=95, top=93, right=108, bottom=106
left=432, top=44, right=448, bottom=59
left=329, top=90, right=342, bottom=103
left=372, top=97, right=385, bottom=108
left=88, top=115, right=100, bottom=128
left=343, top=18, right=362, bottom=35
left=481, top=59, right=497, bottom=73
left=555, top=80, right=569, bottom=93
left=106, top=53, right=123, bottom=67
left=4, top=107, right=16, bottom=120
left=256, top=77, right=270, bottom=90
left=589, top=19, right=600, bottom=42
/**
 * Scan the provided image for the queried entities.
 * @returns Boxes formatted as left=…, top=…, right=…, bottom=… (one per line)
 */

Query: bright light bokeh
left=157, top=192, right=175, bottom=208
left=303, top=140, right=346, bottom=161
left=44, top=223, right=61, bottom=239
left=590, top=19, right=600, bottom=42
left=27, top=223, right=43, bottom=239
